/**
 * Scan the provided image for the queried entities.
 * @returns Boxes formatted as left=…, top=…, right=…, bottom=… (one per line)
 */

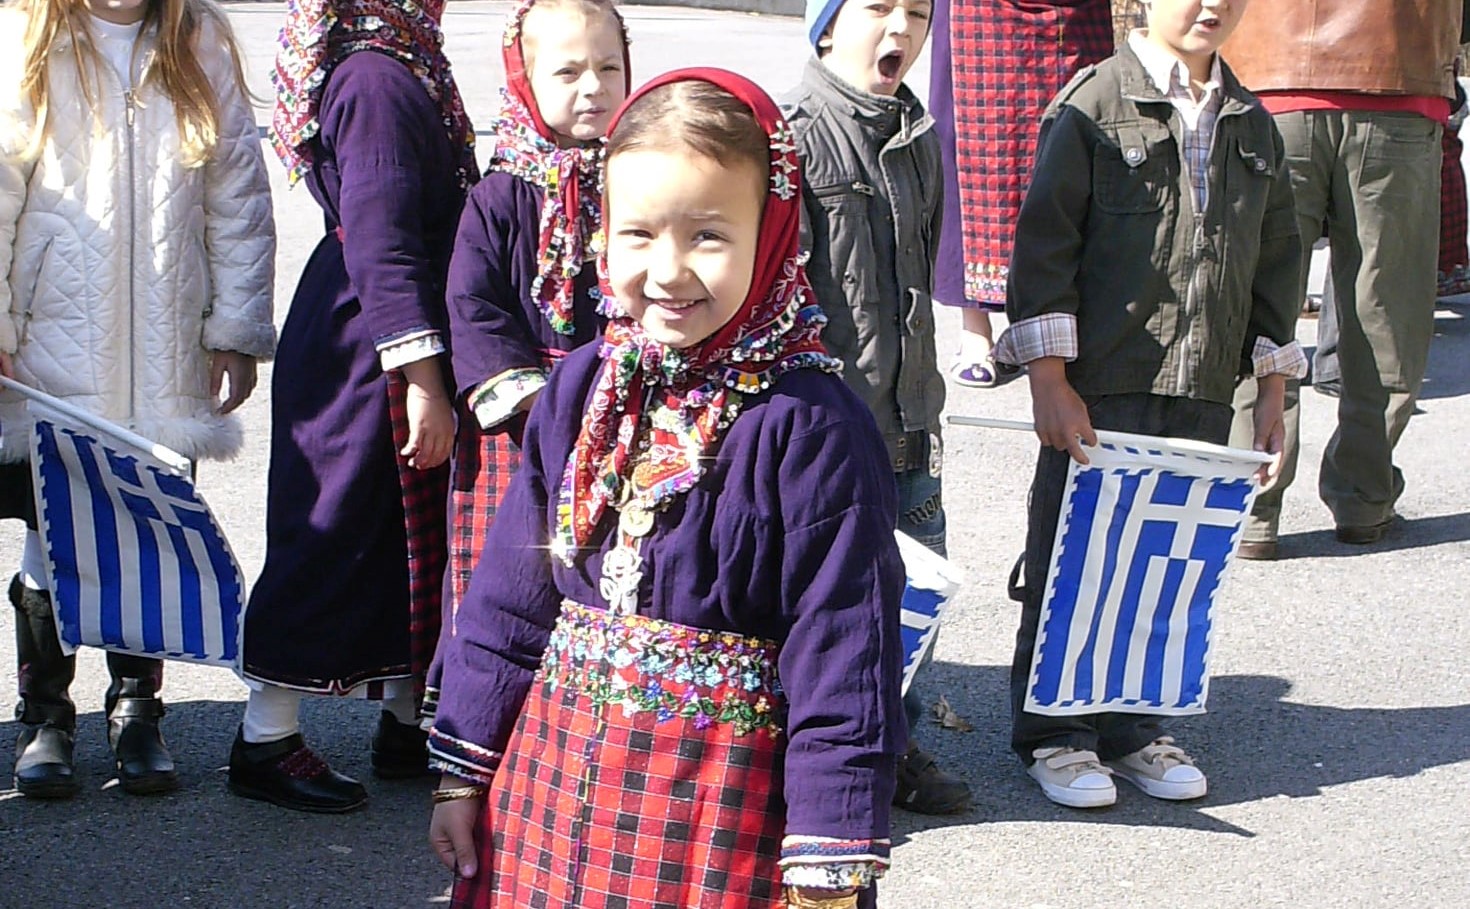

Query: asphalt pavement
left=2, top=4, right=1468, bottom=907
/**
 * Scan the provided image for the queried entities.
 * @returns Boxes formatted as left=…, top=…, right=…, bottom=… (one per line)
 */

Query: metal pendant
left=619, top=503, right=655, bottom=538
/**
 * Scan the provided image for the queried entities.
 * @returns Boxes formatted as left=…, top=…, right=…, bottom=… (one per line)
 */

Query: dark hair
left=605, top=81, right=768, bottom=173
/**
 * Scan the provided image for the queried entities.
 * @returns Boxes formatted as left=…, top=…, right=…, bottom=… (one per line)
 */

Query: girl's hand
left=429, top=779, right=485, bottom=878
left=1027, top=357, right=1096, bottom=465
left=1252, top=374, right=1287, bottom=484
left=400, top=359, right=454, bottom=470
left=210, top=351, right=258, bottom=414
left=0, top=350, right=13, bottom=379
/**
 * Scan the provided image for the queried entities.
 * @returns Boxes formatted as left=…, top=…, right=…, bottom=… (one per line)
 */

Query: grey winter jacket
left=785, top=58, right=945, bottom=473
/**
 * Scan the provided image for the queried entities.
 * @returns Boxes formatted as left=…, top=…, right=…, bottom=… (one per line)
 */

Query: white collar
left=1128, top=29, right=1222, bottom=102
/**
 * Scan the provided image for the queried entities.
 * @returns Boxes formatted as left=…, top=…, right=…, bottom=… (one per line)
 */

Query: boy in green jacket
left=996, top=0, right=1303, bottom=809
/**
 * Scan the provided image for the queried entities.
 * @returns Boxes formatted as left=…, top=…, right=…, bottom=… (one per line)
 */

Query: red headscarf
left=488, top=0, right=632, bottom=335
left=270, top=0, right=478, bottom=189
left=551, top=68, right=839, bottom=563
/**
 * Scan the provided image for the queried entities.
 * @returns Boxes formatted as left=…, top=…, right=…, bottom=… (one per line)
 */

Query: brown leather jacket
left=1223, top=0, right=1464, bottom=98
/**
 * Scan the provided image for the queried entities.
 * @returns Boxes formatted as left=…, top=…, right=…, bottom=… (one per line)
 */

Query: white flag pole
left=0, top=375, right=192, bottom=475
left=945, top=414, right=1273, bottom=465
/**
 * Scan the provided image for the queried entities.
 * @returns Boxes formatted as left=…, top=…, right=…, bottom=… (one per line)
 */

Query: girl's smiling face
left=605, top=148, right=766, bottom=349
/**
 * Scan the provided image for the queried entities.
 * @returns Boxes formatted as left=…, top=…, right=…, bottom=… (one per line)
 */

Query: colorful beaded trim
left=542, top=601, right=786, bottom=739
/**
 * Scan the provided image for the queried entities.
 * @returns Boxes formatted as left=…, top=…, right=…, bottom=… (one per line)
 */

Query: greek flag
left=896, top=530, right=962, bottom=697
left=1025, top=435, right=1266, bottom=717
left=22, top=395, right=243, bottom=668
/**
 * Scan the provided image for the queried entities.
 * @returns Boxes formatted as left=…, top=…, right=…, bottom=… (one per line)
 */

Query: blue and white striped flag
left=1025, top=435, right=1265, bottom=717
left=25, top=397, right=244, bottom=668
left=896, top=530, right=963, bottom=697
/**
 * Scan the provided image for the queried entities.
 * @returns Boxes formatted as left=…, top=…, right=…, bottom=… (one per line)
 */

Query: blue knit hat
left=805, top=0, right=844, bottom=48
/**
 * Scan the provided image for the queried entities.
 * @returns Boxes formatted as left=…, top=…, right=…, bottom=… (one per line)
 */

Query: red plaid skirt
left=1440, top=124, right=1469, bottom=293
left=386, top=371, right=450, bottom=681
left=452, top=603, right=787, bottom=909
left=446, top=415, right=525, bottom=617
left=951, top=0, right=1113, bottom=305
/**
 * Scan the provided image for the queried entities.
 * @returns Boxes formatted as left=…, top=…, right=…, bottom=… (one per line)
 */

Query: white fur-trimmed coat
left=0, top=7, right=275, bottom=464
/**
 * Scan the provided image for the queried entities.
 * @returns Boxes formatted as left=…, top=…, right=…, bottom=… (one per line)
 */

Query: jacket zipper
left=124, top=86, right=138, bottom=424
left=1177, top=103, right=1245, bottom=396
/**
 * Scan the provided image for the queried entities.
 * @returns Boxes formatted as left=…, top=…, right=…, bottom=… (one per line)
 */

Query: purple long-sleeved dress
left=243, top=51, right=465, bottom=692
left=432, top=340, right=908, bottom=847
left=446, top=172, right=601, bottom=398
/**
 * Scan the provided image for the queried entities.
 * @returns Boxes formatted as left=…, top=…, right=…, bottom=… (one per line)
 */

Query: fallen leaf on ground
left=931, top=694, right=974, bottom=732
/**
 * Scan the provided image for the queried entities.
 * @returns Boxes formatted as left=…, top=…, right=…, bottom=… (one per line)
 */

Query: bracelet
left=785, top=889, right=859, bottom=909
left=432, top=785, right=487, bottom=804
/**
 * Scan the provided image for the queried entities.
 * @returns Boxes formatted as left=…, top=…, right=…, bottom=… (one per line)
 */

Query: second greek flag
left=1025, top=435, right=1264, bottom=718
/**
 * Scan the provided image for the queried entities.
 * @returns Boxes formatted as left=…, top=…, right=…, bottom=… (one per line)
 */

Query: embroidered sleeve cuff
left=994, top=313, right=1079, bottom=366
left=427, top=728, right=502, bottom=786
left=469, top=368, right=548, bottom=430
left=779, top=837, right=890, bottom=890
left=1251, top=337, right=1308, bottom=379
left=378, top=330, right=445, bottom=371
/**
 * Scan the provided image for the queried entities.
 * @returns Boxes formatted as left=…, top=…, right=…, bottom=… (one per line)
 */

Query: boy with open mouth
left=785, top=0, right=973, bottom=816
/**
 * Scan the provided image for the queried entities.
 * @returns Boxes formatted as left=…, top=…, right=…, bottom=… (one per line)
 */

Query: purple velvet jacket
left=445, top=173, right=602, bottom=401
left=430, top=342, right=908, bottom=841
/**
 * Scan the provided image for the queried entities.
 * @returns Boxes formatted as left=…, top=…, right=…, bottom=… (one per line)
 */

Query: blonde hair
left=19, top=0, right=250, bottom=165
left=520, top=0, right=627, bottom=68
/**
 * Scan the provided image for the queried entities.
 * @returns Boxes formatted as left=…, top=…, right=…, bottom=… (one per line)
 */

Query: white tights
left=241, top=680, right=419, bottom=744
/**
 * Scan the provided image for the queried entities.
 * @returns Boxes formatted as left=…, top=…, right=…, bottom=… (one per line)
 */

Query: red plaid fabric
left=951, top=0, right=1113, bottom=305
left=452, top=604, right=786, bottom=909
left=1440, top=125, right=1469, bottom=292
left=446, top=414, right=525, bottom=617
left=386, top=370, right=450, bottom=680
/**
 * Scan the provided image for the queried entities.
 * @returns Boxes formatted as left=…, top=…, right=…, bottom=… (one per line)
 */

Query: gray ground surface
left=2, top=4, right=1468, bottom=906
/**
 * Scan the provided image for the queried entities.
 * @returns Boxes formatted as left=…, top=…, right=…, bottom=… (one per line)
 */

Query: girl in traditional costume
left=230, top=0, right=475, bottom=813
left=426, top=0, right=630, bottom=717
left=429, top=69, right=905, bottom=909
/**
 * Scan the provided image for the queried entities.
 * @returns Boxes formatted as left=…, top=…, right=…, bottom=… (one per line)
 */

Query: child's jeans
left=896, top=435, right=945, bottom=733
left=1009, top=393, right=1232, bottom=762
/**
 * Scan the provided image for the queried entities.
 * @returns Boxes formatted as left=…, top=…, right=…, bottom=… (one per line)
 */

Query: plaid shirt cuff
left=379, top=330, right=445, bottom=371
left=994, top=313, right=1079, bottom=366
left=1251, top=337, right=1308, bottom=379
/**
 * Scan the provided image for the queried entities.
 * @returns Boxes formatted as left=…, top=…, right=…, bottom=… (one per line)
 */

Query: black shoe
left=893, top=745, right=972, bottom=815
left=228, top=729, right=367, bottom=813
left=370, top=710, right=431, bottom=779
left=108, top=698, right=179, bottom=795
left=14, top=724, right=80, bottom=799
left=1336, top=517, right=1393, bottom=545
left=1313, top=379, right=1341, bottom=398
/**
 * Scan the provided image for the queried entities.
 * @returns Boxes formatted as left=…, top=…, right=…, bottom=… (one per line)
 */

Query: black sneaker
left=893, top=745, right=972, bottom=815
left=370, top=710, right=432, bottom=779
left=227, top=728, right=367, bottom=813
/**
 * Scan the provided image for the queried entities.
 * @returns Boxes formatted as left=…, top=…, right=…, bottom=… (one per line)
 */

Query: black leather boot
left=9, top=576, right=79, bottom=799
left=371, top=710, right=431, bottom=779
left=105, top=654, right=178, bottom=795
left=228, top=727, right=368, bottom=813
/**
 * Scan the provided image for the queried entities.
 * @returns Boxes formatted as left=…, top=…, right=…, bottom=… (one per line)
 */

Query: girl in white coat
left=0, top=0, right=274, bottom=799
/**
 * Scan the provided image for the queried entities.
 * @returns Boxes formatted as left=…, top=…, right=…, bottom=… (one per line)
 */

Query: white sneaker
left=1107, top=737, right=1208, bottom=801
left=1027, top=746, right=1116, bottom=808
